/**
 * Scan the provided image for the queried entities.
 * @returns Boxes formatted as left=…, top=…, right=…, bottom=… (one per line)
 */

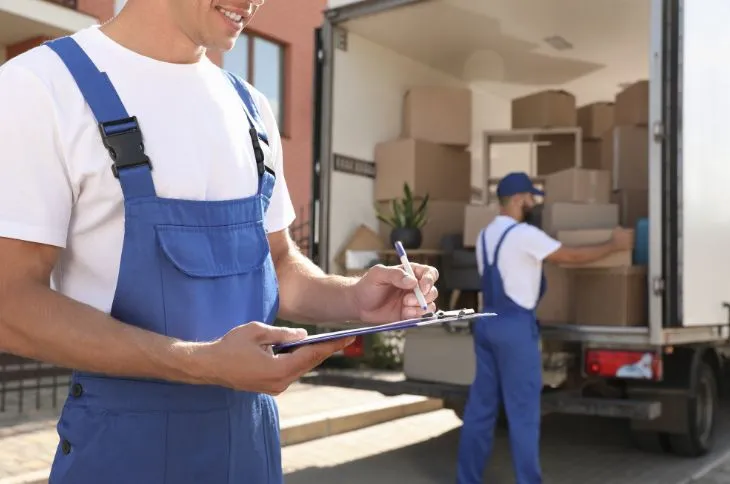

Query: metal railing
left=0, top=353, right=71, bottom=414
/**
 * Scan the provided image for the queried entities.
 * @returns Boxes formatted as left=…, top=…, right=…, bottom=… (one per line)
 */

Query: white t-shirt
left=475, top=215, right=561, bottom=309
left=0, top=26, right=295, bottom=314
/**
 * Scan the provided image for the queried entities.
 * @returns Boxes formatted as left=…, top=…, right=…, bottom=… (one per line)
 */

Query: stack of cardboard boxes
left=506, top=84, right=650, bottom=327
left=374, top=86, right=474, bottom=249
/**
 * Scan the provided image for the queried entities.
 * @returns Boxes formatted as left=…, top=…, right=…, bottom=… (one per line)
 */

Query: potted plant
left=375, top=182, right=429, bottom=249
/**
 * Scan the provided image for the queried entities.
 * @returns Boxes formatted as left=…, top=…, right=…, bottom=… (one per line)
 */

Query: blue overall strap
left=45, top=36, right=155, bottom=200
left=222, top=70, right=276, bottom=204
left=492, top=223, right=519, bottom=266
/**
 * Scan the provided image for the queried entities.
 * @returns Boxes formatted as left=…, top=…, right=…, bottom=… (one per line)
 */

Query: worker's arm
left=269, top=230, right=439, bottom=324
left=544, top=227, right=633, bottom=265
left=0, top=237, right=351, bottom=394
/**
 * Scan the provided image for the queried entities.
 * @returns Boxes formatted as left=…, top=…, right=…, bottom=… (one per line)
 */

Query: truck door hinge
left=335, top=28, right=348, bottom=51
left=652, top=276, right=665, bottom=296
left=652, top=121, right=664, bottom=142
left=722, top=303, right=730, bottom=324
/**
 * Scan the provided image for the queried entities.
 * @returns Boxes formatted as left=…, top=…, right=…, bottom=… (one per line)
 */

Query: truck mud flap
left=542, top=391, right=662, bottom=420
left=299, top=369, right=469, bottom=400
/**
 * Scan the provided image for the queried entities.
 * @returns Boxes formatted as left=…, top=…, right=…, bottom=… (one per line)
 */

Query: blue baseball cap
left=496, top=172, right=544, bottom=198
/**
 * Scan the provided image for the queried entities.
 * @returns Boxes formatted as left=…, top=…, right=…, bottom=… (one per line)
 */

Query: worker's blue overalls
left=456, top=222, right=545, bottom=484
left=45, top=37, right=283, bottom=484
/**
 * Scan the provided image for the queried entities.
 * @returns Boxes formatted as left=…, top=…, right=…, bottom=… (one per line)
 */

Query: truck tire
left=667, top=362, right=718, bottom=457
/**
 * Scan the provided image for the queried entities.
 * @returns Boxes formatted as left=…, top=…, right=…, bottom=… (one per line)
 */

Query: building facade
left=1, top=0, right=323, bottom=245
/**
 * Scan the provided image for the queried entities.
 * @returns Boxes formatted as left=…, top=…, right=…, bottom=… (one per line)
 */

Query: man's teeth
left=219, top=8, right=243, bottom=23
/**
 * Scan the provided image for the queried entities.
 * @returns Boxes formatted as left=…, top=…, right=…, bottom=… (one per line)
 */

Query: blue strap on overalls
left=45, top=36, right=273, bottom=201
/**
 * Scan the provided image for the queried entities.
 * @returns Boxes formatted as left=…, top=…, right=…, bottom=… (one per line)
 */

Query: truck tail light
left=342, top=335, right=364, bottom=358
left=584, top=349, right=662, bottom=381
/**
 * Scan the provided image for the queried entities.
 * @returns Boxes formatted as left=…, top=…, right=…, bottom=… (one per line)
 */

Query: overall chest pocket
left=155, top=221, right=278, bottom=342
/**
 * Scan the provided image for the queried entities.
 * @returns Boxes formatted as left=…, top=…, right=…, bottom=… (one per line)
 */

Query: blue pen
left=394, top=241, right=429, bottom=312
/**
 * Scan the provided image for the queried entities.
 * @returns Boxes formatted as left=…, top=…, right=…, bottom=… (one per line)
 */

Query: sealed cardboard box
left=376, top=200, right=466, bottom=250
left=615, top=80, right=649, bottom=126
left=374, top=138, right=471, bottom=202
left=577, top=102, right=614, bottom=139
left=512, top=90, right=577, bottom=129
left=601, top=126, right=648, bottom=191
left=582, top=140, right=603, bottom=170
left=574, top=266, right=647, bottom=326
left=463, top=203, right=500, bottom=247
left=541, top=202, right=619, bottom=236
left=611, top=189, right=649, bottom=228
left=536, top=263, right=575, bottom=324
left=402, top=86, right=472, bottom=147
left=556, top=229, right=633, bottom=268
left=544, top=168, right=611, bottom=204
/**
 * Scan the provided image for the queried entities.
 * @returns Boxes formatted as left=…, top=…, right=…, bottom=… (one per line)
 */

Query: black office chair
left=439, top=233, right=482, bottom=310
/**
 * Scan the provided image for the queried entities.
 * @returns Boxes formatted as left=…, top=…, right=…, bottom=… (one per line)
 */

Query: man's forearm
left=0, top=283, right=208, bottom=384
left=275, top=248, right=360, bottom=325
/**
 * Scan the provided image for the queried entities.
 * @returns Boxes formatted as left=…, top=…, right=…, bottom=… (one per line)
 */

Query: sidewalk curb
left=280, top=395, right=443, bottom=446
left=0, top=396, right=443, bottom=484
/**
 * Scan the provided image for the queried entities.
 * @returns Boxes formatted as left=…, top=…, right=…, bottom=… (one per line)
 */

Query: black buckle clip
left=249, top=128, right=276, bottom=178
left=99, top=116, right=151, bottom=178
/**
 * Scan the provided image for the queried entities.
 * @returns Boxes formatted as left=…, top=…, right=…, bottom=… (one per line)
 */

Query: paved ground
left=283, top=407, right=730, bottom=484
left=0, top=381, right=400, bottom=481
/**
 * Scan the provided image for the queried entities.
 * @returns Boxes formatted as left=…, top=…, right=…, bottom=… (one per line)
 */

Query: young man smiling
left=0, top=1, right=439, bottom=483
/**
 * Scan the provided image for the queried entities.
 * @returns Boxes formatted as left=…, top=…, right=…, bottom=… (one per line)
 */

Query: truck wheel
left=667, top=362, right=718, bottom=457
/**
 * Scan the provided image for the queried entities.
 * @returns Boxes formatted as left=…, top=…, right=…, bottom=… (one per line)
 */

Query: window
left=224, top=33, right=286, bottom=129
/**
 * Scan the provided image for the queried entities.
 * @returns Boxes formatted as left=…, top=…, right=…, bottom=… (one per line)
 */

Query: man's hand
left=610, top=227, right=634, bottom=251
left=352, top=263, right=440, bottom=323
left=196, top=322, right=354, bottom=395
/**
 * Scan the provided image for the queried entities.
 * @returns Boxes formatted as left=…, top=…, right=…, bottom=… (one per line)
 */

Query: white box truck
left=302, top=0, right=730, bottom=457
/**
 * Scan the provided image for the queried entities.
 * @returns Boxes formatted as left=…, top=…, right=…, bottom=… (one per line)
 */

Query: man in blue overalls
left=455, top=172, right=632, bottom=483
left=0, top=2, right=439, bottom=483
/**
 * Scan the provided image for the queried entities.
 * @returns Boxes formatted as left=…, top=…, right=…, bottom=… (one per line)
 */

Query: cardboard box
left=376, top=200, right=467, bottom=250
left=574, top=266, right=648, bottom=326
left=544, top=168, right=611, bottom=204
left=615, top=80, right=649, bottom=126
left=541, top=202, right=619, bottom=236
left=577, top=102, right=614, bottom=139
left=463, top=203, right=500, bottom=248
left=512, top=90, right=577, bottom=129
left=402, top=86, right=472, bottom=147
left=536, top=263, right=575, bottom=324
left=601, top=126, right=648, bottom=191
left=374, top=138, right=471, bottom=202
left=611, top=189, right=649, bottom=228
left=536, top=139, right=602, bottom=175
left=334, top=225, right=386, bottom=273
left=582, top=139, right=603, bottom=170
left=556, top=229, right=633, bottom=268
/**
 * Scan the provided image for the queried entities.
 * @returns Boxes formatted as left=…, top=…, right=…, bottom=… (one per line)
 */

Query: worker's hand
left=198, top=322, right=354, bottom=395
left=352, top=263, right=439, bottom=323
left=610, top=227, right=634, bottom=251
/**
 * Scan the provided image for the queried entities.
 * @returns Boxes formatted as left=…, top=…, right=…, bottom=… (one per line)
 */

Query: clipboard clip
left=421, top=308, right=477, bottom=334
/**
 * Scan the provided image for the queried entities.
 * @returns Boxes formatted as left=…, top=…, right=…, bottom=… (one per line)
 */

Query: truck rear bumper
left=300, top=369, right=662, bottom=421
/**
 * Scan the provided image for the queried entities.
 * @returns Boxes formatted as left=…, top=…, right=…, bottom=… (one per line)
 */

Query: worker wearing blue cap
left=456, top=172, right=632, bottom=483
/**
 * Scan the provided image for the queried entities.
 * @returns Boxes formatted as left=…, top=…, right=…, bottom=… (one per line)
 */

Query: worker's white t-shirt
left=0, top=26, right=295, bottom=313
left=475, top=215, right=562, bottom=309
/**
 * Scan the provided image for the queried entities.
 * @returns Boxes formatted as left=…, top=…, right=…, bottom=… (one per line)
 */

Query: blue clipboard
left=272, top=309, right=496, bottom=354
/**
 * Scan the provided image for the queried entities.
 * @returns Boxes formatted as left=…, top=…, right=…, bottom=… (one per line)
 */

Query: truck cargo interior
left=323, top=0, right=657, bottom=327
